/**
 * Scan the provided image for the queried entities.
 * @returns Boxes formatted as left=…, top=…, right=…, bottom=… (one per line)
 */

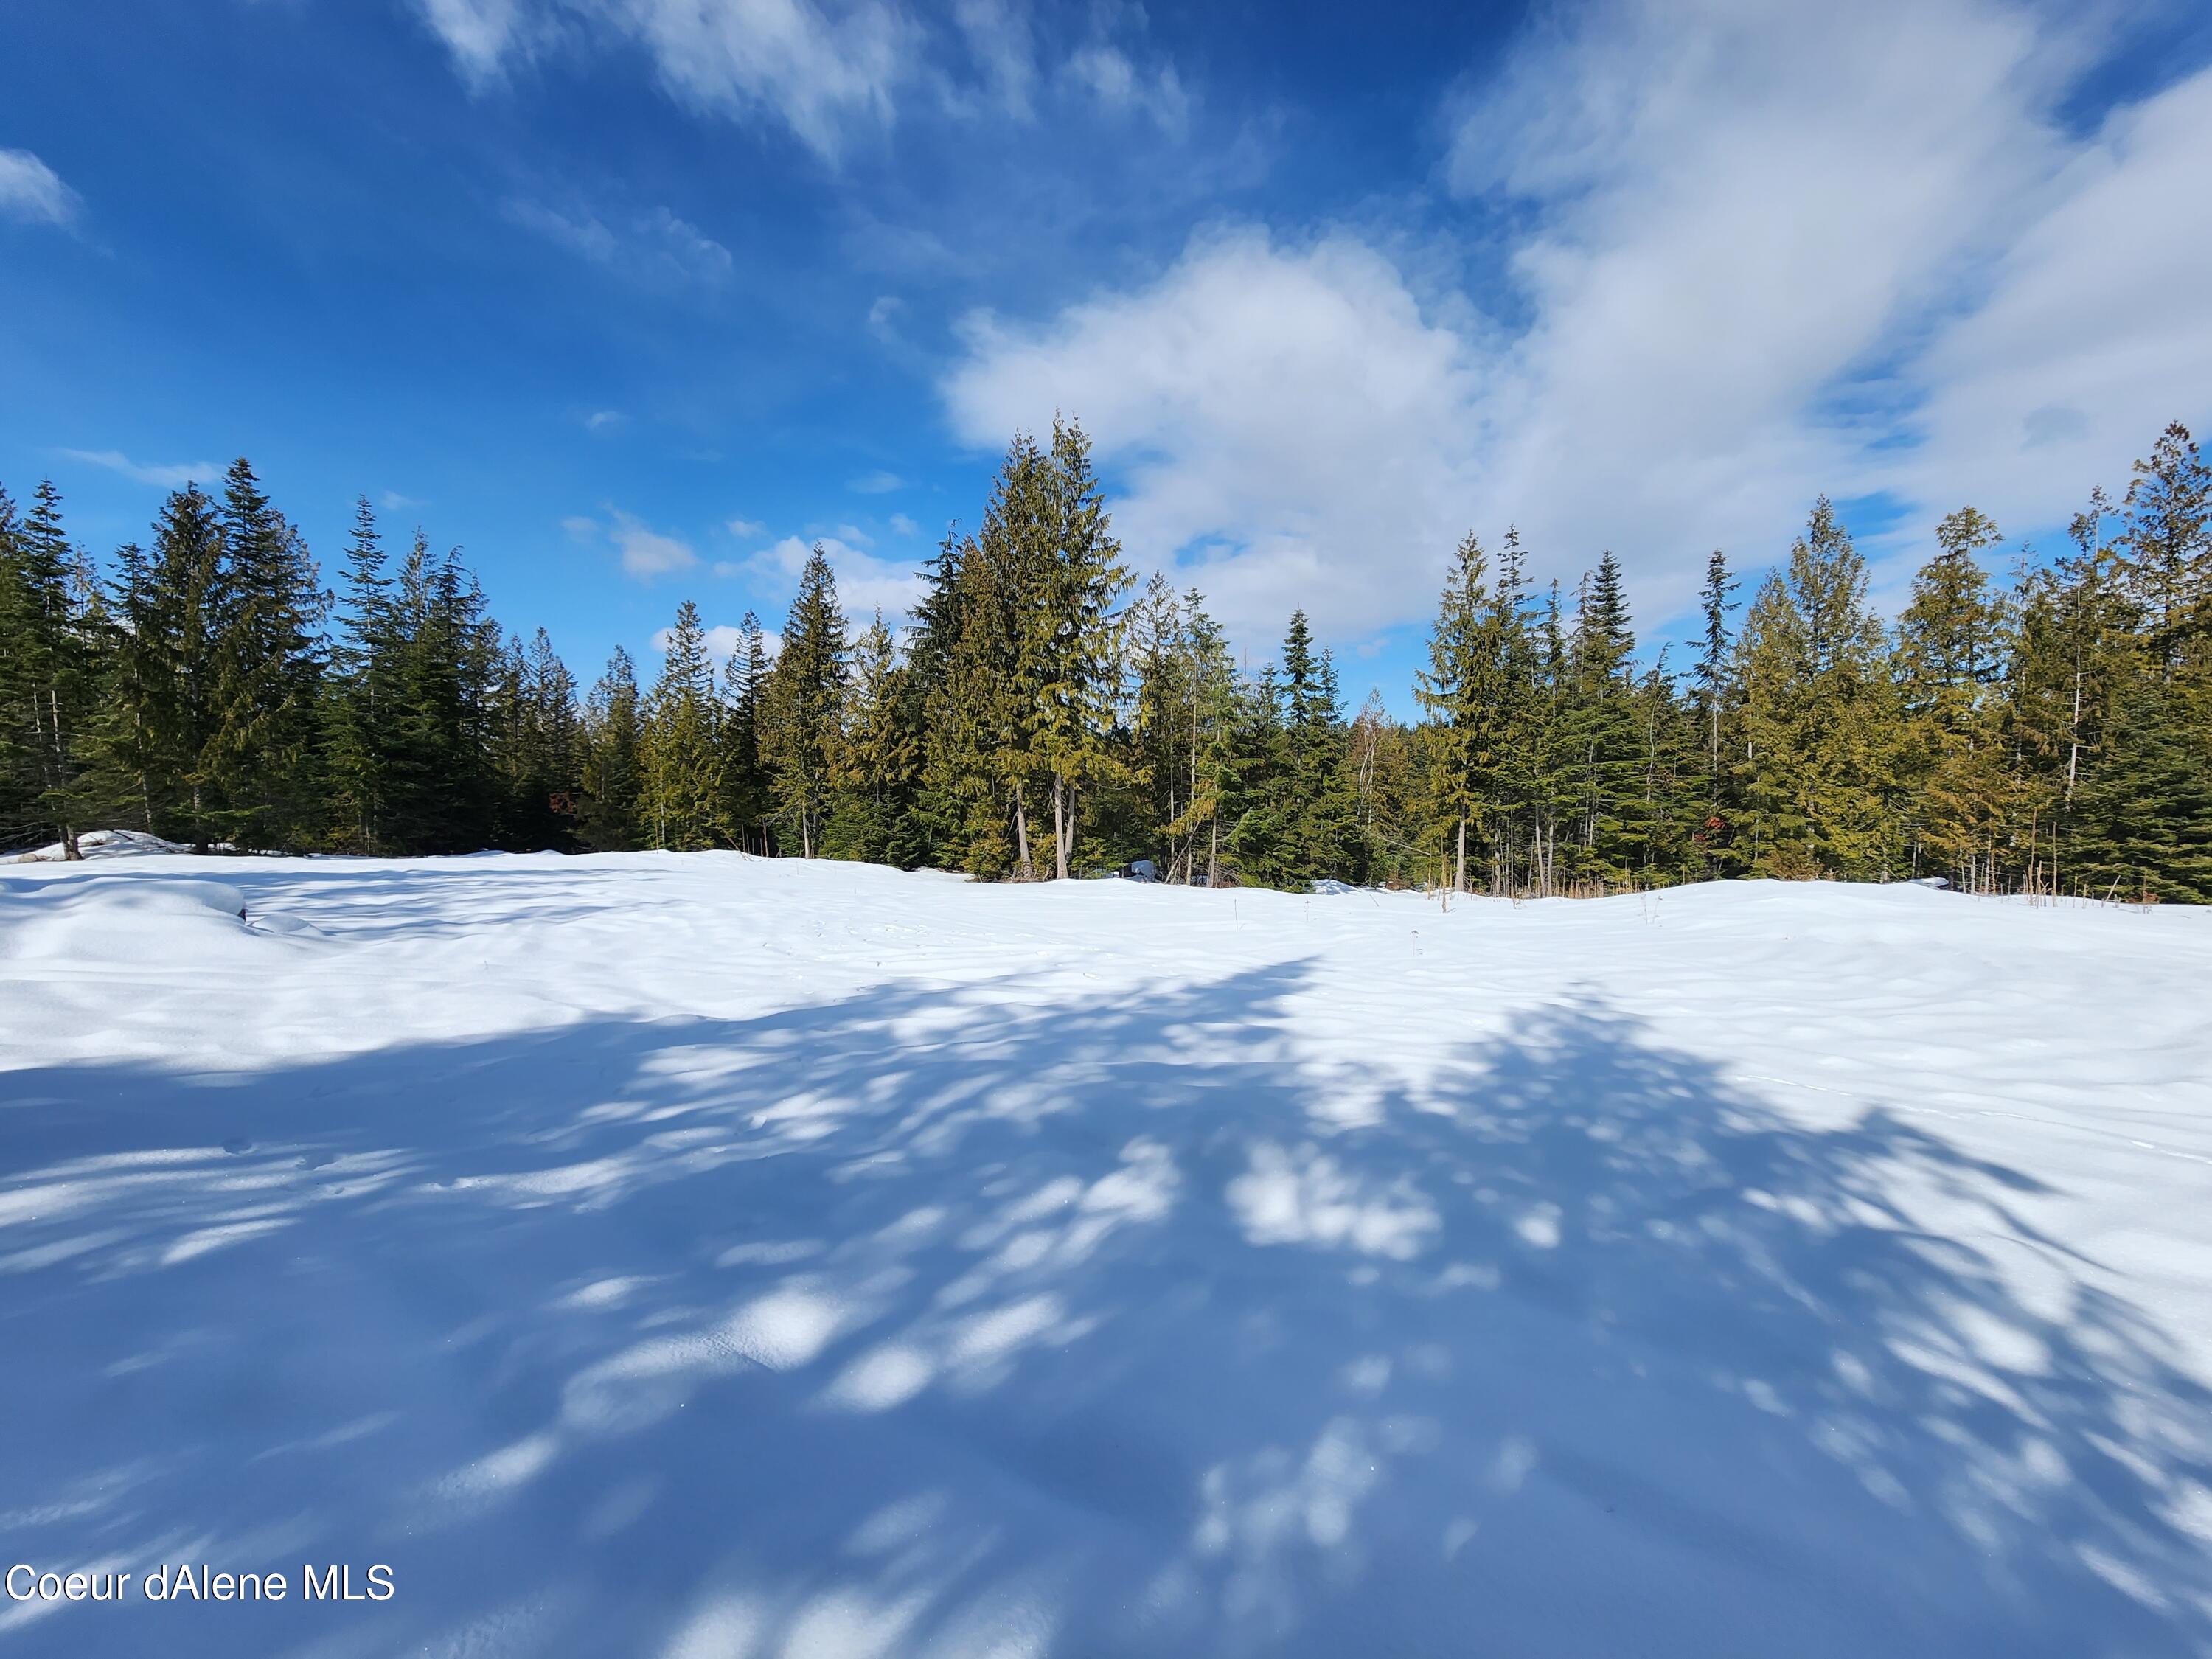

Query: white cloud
left=945, top=0, right=2212, bottom=641
left=57, top=449, right=221, bottom=489
left=611, top=512, right=698, bottom=578
left=757, top=534, right=925, bottom=624
left=420, top=0, right=1192, bottom=162
left=1889, top=67, right=2212, bottom=532
left=0, top=149, right=80, bottom=226
left=415, top=0, right=523, bottom=83
left=888, top=512, right=919, bottom=537
left=952, top=0, right=1036, bottom=116
left=506, top=198, right=733, bottom=288
left=568, top=508, right=699, bottom=579
left=424, top=0, right=913, bottom=160
left=381, top=490, right=427, bottom=510
left=945, top=227, right=1484, bottom=636
left=584, top=409, right=627, bottom=433
left=866, top=293, right=905, bottom=341
left=725, top=515, right=766, bottom=538
left=1065, top=44, right=1189, bottom=140
left=847, top=470, right=902, bottom=494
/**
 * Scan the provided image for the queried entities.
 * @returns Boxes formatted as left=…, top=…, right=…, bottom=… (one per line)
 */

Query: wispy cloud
left=0, top=149, right=82, bottom=227
left=1064, top=44, right=1189, bottom=140
left=584, top=409, right=627, bottom=434
left=418, top=0, right=1193, bottom=164
left=725, top=515, right=766, bottom=538
left=846, top=469, right=902, bottom=495
left=414, top=0, right=523, bottom=85
left=424, top=0, right=914, bottom=161
left=947, top=0, right=2212, bottom=640
left=888, top=512, right=919, bottom=537
left=381, top=490, right=427, bottom=510
left=866, top=294, right=905, bottom=343
left=506, top=198, right=733, bottom=288
left=57, top=448, right=221, bottom=489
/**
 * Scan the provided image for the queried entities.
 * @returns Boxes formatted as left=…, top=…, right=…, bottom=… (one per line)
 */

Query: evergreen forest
left=4, top=415, right=2208, bottom=900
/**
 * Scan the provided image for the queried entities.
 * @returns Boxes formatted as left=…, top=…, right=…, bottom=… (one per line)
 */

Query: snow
left=6, top=829, right=193, bottom=863
left=3, top=852, right=2211, bottom=1657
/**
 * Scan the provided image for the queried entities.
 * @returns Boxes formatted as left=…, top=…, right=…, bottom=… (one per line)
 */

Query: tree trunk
left=1052, top=775, right=1070, bottom=880
left=1013, top=790, right=1032, bottom=880
left=1208, top=818, right=1219, bottom=889
left=1455, top=815, right=1467, bottom=894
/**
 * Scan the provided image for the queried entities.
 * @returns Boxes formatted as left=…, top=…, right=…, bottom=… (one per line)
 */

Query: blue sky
left=4, top=0, right=2210, bottom=711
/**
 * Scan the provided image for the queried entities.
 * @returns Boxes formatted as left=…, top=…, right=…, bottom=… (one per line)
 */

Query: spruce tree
left=762, top=545, right=848, bottom=859
left=133, top=484, right=231, bottom=848
left=640, top=601, right=726, bottom=851
left=831, top=611, right=919, bottom=863
left=324, top=497, right=396, bottom=852
left=2073, top=425, right=2212, bottom=897
left=720, top=612, right=773, bottom=854
left=213, top=459, right=325, bottom=848
left=1735, top=498, right=1899, bottom=879
left=1032, top=415, right=1133, bottom=877
left=1691, top=548, right=1739, bottom=873
left=1416, top=532, right=1511, bottom=891
left=0, top=481, right=97, bottom=852
left=582, top=646, right=644, bottom=852
left=1894, top=507, right=2009, bottom=886
left=1275, top=611, right=1359, bottom=883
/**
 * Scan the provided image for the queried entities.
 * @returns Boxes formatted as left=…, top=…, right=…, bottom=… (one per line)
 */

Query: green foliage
left=761, top=545, right=848, bottom=859
left=581, top=646, right=644, bottom=852
left=8, top=417, right=2208, bottom=901
left=640, top=600, right=725, bottom=852
left=1734, top=499, right=1899, bottom=880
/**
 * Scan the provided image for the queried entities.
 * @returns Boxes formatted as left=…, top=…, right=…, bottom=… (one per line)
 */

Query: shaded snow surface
left=3, top=852, right=2211, bottom=1658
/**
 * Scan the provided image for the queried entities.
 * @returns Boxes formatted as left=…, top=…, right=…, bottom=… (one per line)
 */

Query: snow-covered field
left=3, top=852, right=2211, bottom=1658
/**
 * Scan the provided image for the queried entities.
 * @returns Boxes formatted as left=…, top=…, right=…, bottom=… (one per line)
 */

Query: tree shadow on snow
left=1, top=964, right=2208, bottom=1658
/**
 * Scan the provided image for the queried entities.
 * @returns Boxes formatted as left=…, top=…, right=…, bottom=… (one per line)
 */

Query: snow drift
left=1, top=852, right=2209, bottom=1658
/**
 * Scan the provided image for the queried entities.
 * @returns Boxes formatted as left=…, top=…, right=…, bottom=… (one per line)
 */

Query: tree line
left=3, top=417, right=2207, bottom=900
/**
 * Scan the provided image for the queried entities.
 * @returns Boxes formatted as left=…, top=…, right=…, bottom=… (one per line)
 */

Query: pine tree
left=1894, top=507, right=2009, bottom=886
left=1416, top=532, right=1513, bottom=891
left=510, top=627, right=582, bottom=849
left=830, top=611, right=919, bottom=862
left=917, top=440, right=1054, bottom=876
left=213, top=459, right=325, bottom=848
left=1735, top=498, right=1899, bottom=879
left=1557, top=550, right=1655, bottom=886
left=720, top=611, right=773, bottom=854
left=383, top=536, right=501, bottom=852
left=582, top=646, right=644, bottom=852
left=640, top=601, right=725, bottom=851
left=324, top=498, right=397, bottom=852
left=0, top=481, right=97, bottom=852
left=1691, top=547, right=1739, bottom=874
left=133, top=484, right=231, bottom=848
left=762, top=546, right=848, bottom=859
left=1274, top=611, right=1359, bottom=883
left=1032, top=415, right=1133, bottom=877
left=2073, top=424, right=2212, bottom=897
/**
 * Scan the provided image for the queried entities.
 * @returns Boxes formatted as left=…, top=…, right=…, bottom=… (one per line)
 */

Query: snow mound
left=7, top=827, right=194, bottom=863
left=0, top=874, right=256, bottom=966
